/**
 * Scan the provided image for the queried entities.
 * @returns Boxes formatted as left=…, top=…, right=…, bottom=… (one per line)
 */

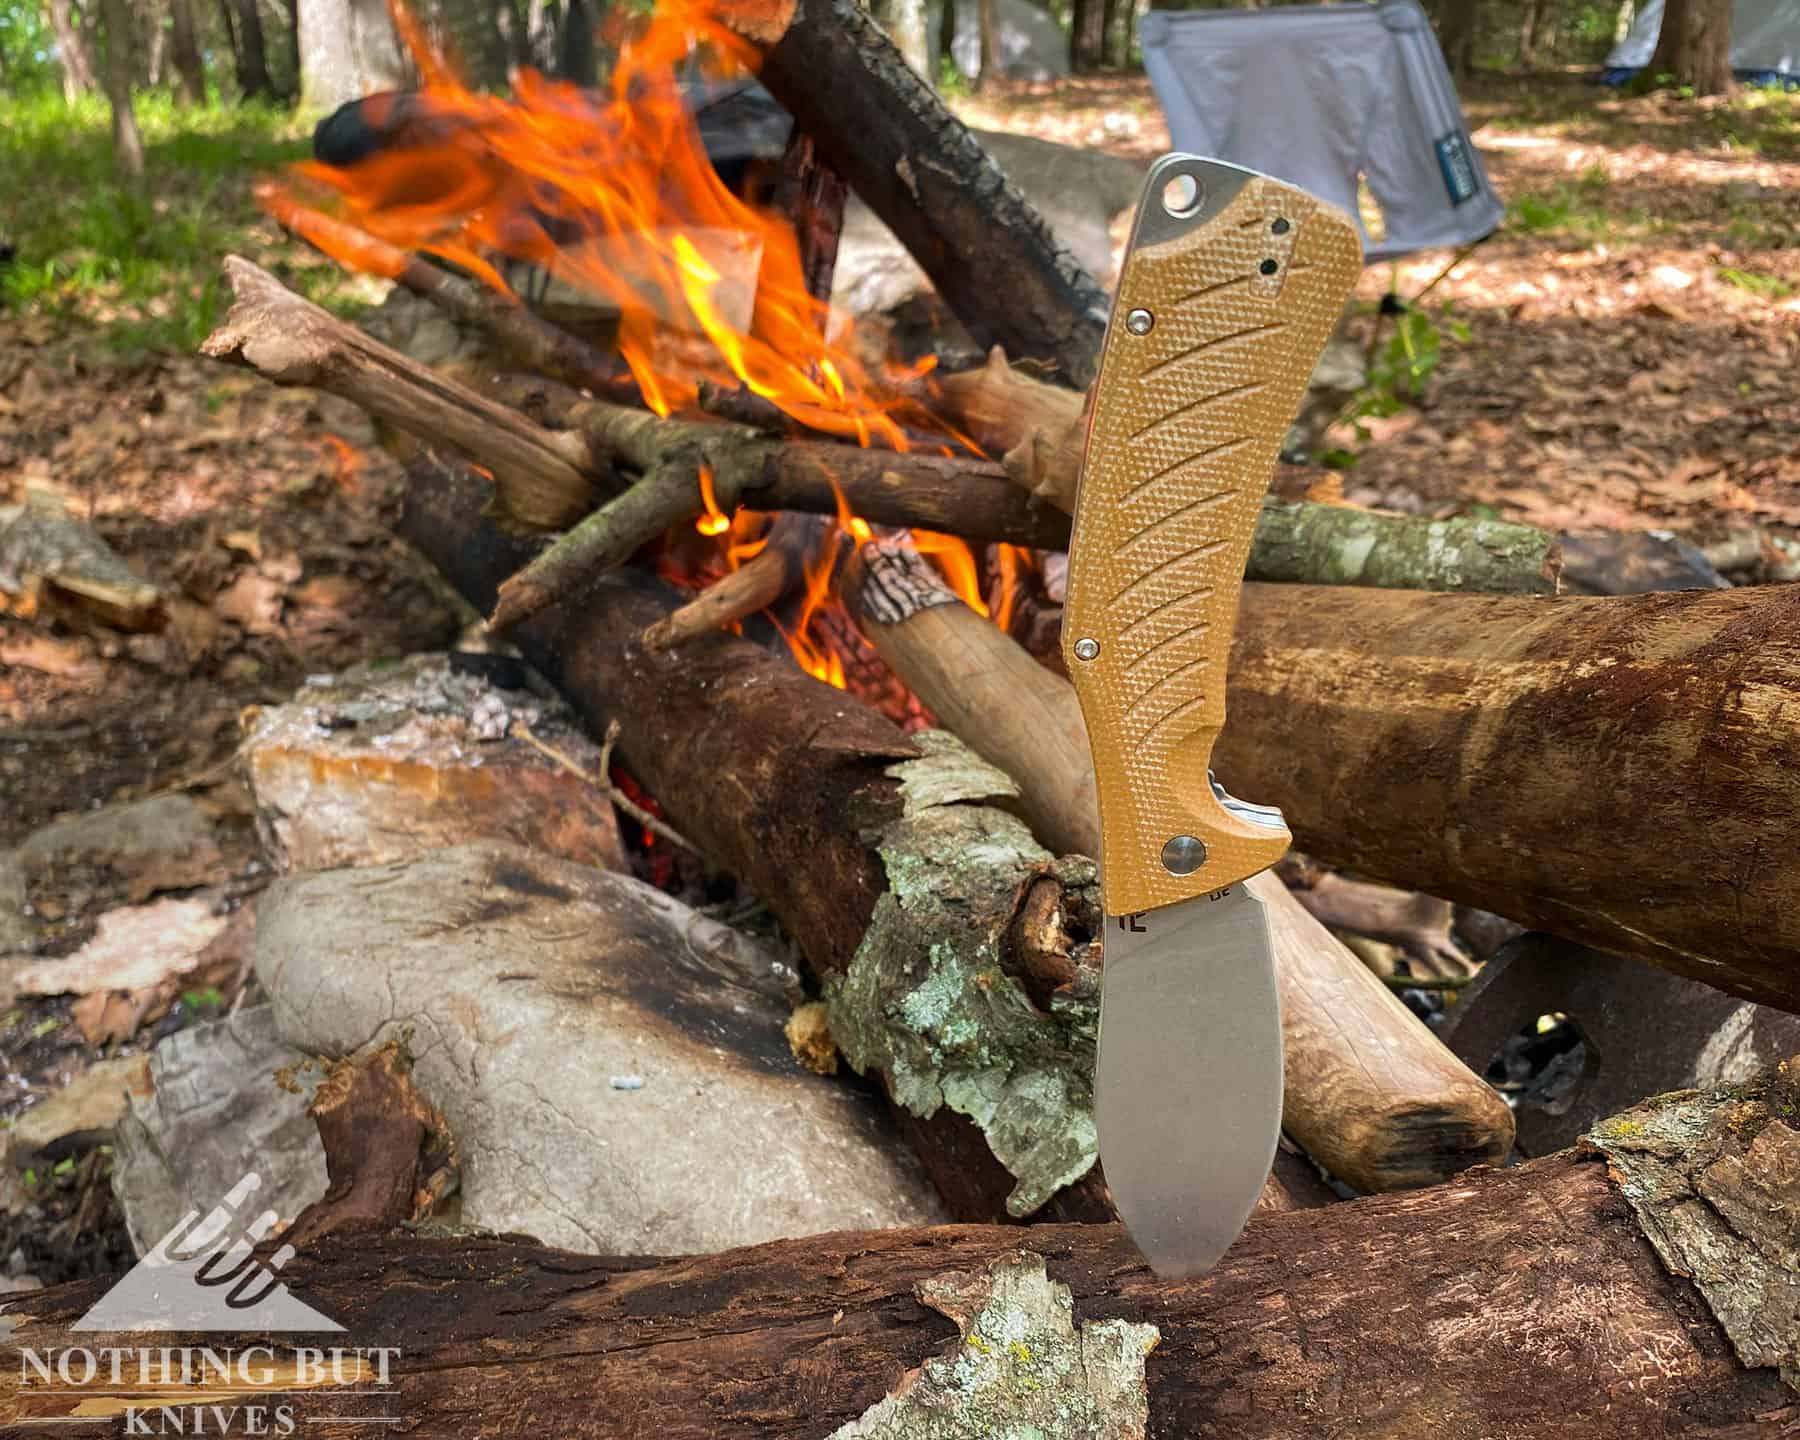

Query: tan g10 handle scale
left=1062, top=155, right=1362, bottom=917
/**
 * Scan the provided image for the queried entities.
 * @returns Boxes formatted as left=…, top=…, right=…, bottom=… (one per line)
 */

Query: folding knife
left=1063, top=155, right=1361, bottom=1277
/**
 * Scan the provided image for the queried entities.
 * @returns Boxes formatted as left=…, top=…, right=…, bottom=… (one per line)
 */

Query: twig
left=511, top=718, right=700, bottom=856
left=490, top=456, right=703, bottom=631
left=641, top=513, right=823, bottom=650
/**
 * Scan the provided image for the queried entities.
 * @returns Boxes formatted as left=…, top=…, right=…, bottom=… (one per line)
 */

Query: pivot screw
left=1125, top=308, right=1154, bottom=336
left=1073, top=637, right=1100, bottom=661
left=1161, top=835, right=1207, bottom=875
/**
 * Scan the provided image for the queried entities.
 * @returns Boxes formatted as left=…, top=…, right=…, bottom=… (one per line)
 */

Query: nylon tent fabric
left=1604, top=0, right=1800, bottom=84
left=1139, top=0, right=1504, bottom=263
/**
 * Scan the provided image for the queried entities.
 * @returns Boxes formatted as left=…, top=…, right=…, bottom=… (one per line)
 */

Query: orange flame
left=279, top=0, right=947, bottom=449
left=278, top=0, right=1036, bottom=694
left=695, top=463, right=730, bottom=537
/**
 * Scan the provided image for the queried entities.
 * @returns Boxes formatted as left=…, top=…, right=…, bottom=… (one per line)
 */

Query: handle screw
left=1073, top=638, right=1100, bottom=661
left=1161, top=835, right=1207, bottom=875
left=1125, top=308, right=1153, bottom=336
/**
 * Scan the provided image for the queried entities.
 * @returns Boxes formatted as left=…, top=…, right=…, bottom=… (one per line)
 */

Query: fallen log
left=8, top=1064, right=1797, bottom=1437
left=845, top=540, right=1515, bottom=1192
left=714, top=0, right=1110, bottom=386
left=1217, top=582, right=1800, bottom=1013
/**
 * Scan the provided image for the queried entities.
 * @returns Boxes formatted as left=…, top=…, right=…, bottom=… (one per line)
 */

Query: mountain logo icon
left=72, top=1173, right=342, bottom=1333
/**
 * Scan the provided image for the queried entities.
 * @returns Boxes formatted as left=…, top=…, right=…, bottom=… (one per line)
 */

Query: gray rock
left=832, top=131, right=1144, bottom=322
left=6, top=1056, right=149, bottom=1167
left=0, top=791, right=237, bottom=961
left=110, top=1006, right=330, bottom=1258
left=252, top=843, right=946, bottom=1255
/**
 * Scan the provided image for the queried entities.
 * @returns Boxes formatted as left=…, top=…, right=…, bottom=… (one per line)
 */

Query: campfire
left=260, top=0, right=1033, bottom=700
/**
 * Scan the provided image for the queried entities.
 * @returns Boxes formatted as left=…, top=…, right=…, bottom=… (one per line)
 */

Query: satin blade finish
left=1096, top=884, right=1282, bottom=1277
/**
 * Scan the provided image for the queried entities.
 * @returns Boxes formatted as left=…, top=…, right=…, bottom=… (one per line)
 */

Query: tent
left=1603, top=0, right=1800, bottom=85
left=1139, top=0, right=1503, bottom=263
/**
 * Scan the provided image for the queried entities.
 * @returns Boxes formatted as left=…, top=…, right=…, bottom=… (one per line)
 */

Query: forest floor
left=2, top=75, right=1795, bottom=843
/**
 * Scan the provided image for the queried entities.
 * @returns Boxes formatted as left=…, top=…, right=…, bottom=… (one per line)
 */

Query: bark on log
left=845, top=540, right=1515, bottom=1193
left=201, top=256, right=597, bottom=528
left=716, top=0, right=1111, bottom=386
left=1217, top=583, right=1800, bottom=1013
left=9, top=1068, right=1798, bottom=1437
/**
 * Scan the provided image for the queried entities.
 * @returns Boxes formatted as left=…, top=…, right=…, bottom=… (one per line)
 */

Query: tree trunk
left=975, top=0, right=998, bottom=92
left=1517, top=0, right=1549, bottom=66
left=1100, top=0, right=1126, bottom=68
left=938, top=0, right=957, bottom=77
left=98, top=0, right=144, bottom=180
left=8, top=1072, right=1798, bottom=1437
left=166, top=0, right=206, bottom=102
left=45, top=0, right=98, bottom=98
left=1646, top=0, right=1735, bottom=94
left=1215, top=582, right=1800, bottom=1014
left=225, top=0, right=272, bottom=98
left=874, top=0, right=930, bottom=74
left=1436, top=0, right=1479, bottom=76
left=297, top=0, right=407, bottom=112
left=1070, top=0, right=1106, bottom=71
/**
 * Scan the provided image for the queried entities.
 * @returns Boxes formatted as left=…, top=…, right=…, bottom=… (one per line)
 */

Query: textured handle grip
left=1063, top=156, right=1361, bottom=916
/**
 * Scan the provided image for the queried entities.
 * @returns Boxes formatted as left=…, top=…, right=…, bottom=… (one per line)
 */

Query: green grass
left=1718, top=265, right=1795, bottom=298
left=0, top=89, right=372, bottom=358
left=1505, top=162, right=1652, bottom=242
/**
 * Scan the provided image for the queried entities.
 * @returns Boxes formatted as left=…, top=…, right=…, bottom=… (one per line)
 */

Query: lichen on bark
left=1587, top=1056, right=1800, bottom=1391
left=825, top=732, right=1102, bottom=1216
left=826, top=1250, right=1158, bottom=1440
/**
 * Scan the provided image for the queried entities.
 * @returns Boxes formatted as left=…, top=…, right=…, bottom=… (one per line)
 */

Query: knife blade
left=1062, top=154, right=1362, bottom=1277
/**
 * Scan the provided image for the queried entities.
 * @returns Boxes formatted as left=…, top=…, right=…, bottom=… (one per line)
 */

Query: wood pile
left=8, top=2, right=1799, bottom=1434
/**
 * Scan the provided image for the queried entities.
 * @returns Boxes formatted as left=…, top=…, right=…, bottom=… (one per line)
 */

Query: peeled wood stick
left=1219, top=582, right=1800, bottom=1013
left=843, top=540, right=1515, bottom=1192
left=260, top=192, right=622, bottom=396
left=642, top=514, right=822, bottom=650
left=200, top=256, right=595, bottom=529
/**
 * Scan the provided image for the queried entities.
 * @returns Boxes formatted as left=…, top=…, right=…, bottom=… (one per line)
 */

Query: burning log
left=844, top=540, right=1515, bottom=1193
left=712, top=0, right=1110, bottom=387
left=10, top=1065, right=1799, bottom=1436
left=1217, top=582, right=1800, bottom=1014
